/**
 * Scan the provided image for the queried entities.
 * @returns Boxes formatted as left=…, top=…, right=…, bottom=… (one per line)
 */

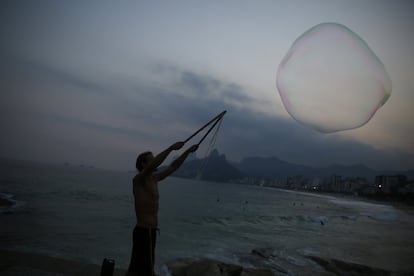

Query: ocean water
left=1, top=159, right=413, bottom=274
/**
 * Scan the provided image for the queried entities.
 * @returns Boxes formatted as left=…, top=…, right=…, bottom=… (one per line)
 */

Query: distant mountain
left=236, top=156, right=314, bottom=178
left=172, top=149, right=244, bottom=182
left=235, top=156, right=414, bottom=182
left=169, top=150, right=414, bottom=183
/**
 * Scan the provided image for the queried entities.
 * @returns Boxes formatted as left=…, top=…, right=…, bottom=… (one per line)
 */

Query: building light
left=378, top=184, right=382, bottom=188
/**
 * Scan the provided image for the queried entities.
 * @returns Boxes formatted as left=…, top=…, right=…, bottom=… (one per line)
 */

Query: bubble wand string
left=183, top=110, right=226, bottom=144
left=196, top=113, right=225, bottom=146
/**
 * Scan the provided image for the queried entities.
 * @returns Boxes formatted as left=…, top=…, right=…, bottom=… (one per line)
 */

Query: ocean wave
left=279, top=214, right=362, bottom=225
left=39, top=189, right=131, bottom=204
left=280, top=215, right=327, bottom=224
left=330, top=198, right=400, bottom=221
left=367, top=212, right=400, bottom=221
left=195, top=214, right=361, bottom=227
left=202, top=216, right=232, bottom=226
left=181, top=215, right=280, bottom=228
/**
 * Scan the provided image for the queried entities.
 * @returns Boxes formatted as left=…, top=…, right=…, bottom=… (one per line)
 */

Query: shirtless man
left=127, top=141, right=198, bottom=276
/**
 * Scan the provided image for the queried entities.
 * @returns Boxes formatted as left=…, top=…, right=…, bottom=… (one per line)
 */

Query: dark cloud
left=180, top=71, right=221, bottom=96
left=221, top=83, right=253, bottom=104
left=2, top=57, right=109, bottom=95
left=150, top=63, right=256, bottom=105
left=38, top=68, right=107, bottom=95
left=226, top=111, right=414, bottom=171
left=130, top=65, right=414, bottom=171
left=43, top=113, right=149, bottom=139
left=2, top=57, right=414, bottom=170
left=124, top=68, right=414, bottom=171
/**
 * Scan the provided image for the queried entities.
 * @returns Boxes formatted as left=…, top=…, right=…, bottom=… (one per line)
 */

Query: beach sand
left=0, top=249, right=127, bottom=276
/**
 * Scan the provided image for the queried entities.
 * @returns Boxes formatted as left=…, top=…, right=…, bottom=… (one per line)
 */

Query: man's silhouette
left=127, top=141, right=198, bottom=276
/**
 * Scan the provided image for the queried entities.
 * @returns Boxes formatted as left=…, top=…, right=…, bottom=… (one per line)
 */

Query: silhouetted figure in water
left=127, top=141, right=198, bottom=276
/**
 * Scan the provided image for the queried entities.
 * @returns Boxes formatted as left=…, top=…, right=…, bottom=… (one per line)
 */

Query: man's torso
left=133, top=174, right=159, bottom=228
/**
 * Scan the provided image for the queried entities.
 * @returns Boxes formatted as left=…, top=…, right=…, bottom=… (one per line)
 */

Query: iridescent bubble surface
left=277, top=23, right=391, bottom=133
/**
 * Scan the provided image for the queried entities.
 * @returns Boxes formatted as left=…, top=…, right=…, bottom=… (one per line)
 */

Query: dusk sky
left=1, top=1, right=413, bottom=171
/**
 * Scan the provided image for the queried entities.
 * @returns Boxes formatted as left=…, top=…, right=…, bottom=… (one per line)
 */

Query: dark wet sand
left=0, top=249, right=127, bottom=276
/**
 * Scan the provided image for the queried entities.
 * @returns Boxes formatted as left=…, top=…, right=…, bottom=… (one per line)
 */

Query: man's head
left=136, top=151, right=154, bottom=171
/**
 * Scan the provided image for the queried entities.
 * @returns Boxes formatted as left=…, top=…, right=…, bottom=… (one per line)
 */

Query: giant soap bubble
left=277, top=22, right=391, bottom=133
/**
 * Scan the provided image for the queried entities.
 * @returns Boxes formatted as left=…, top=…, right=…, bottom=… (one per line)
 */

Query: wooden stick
left=196, top=114, right=224, bottom=146
left=184, top=110, right=226, bottom=143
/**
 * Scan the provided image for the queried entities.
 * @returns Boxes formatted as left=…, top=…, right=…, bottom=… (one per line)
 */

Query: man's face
left=143, top=153, right=154, bottom=168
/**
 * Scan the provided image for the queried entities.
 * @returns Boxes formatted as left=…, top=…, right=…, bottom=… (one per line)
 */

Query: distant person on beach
left=127, top=141, right=198, bottom=276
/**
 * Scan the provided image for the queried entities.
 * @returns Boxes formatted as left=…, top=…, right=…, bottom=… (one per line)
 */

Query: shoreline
left=312, top=190, right=414, bottom=216
left=1, top=248, right=409, bottom=276
left=269, top=187, right=414, bottom=213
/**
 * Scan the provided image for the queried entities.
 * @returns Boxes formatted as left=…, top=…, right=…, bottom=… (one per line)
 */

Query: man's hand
left=156, top=143, right=199, bottom=181
left=187, top=144, right=198, bottom=153
left=170, top=141, right=185, bottom=151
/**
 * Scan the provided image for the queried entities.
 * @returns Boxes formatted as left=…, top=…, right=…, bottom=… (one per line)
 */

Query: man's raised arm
left=140, top=141, right=185, bottom=176
left=155, top=144, right=198, bottom=181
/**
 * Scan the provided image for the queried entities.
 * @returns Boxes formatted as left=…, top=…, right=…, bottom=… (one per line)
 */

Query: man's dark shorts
left=128, top=225, right=157, bottom=276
